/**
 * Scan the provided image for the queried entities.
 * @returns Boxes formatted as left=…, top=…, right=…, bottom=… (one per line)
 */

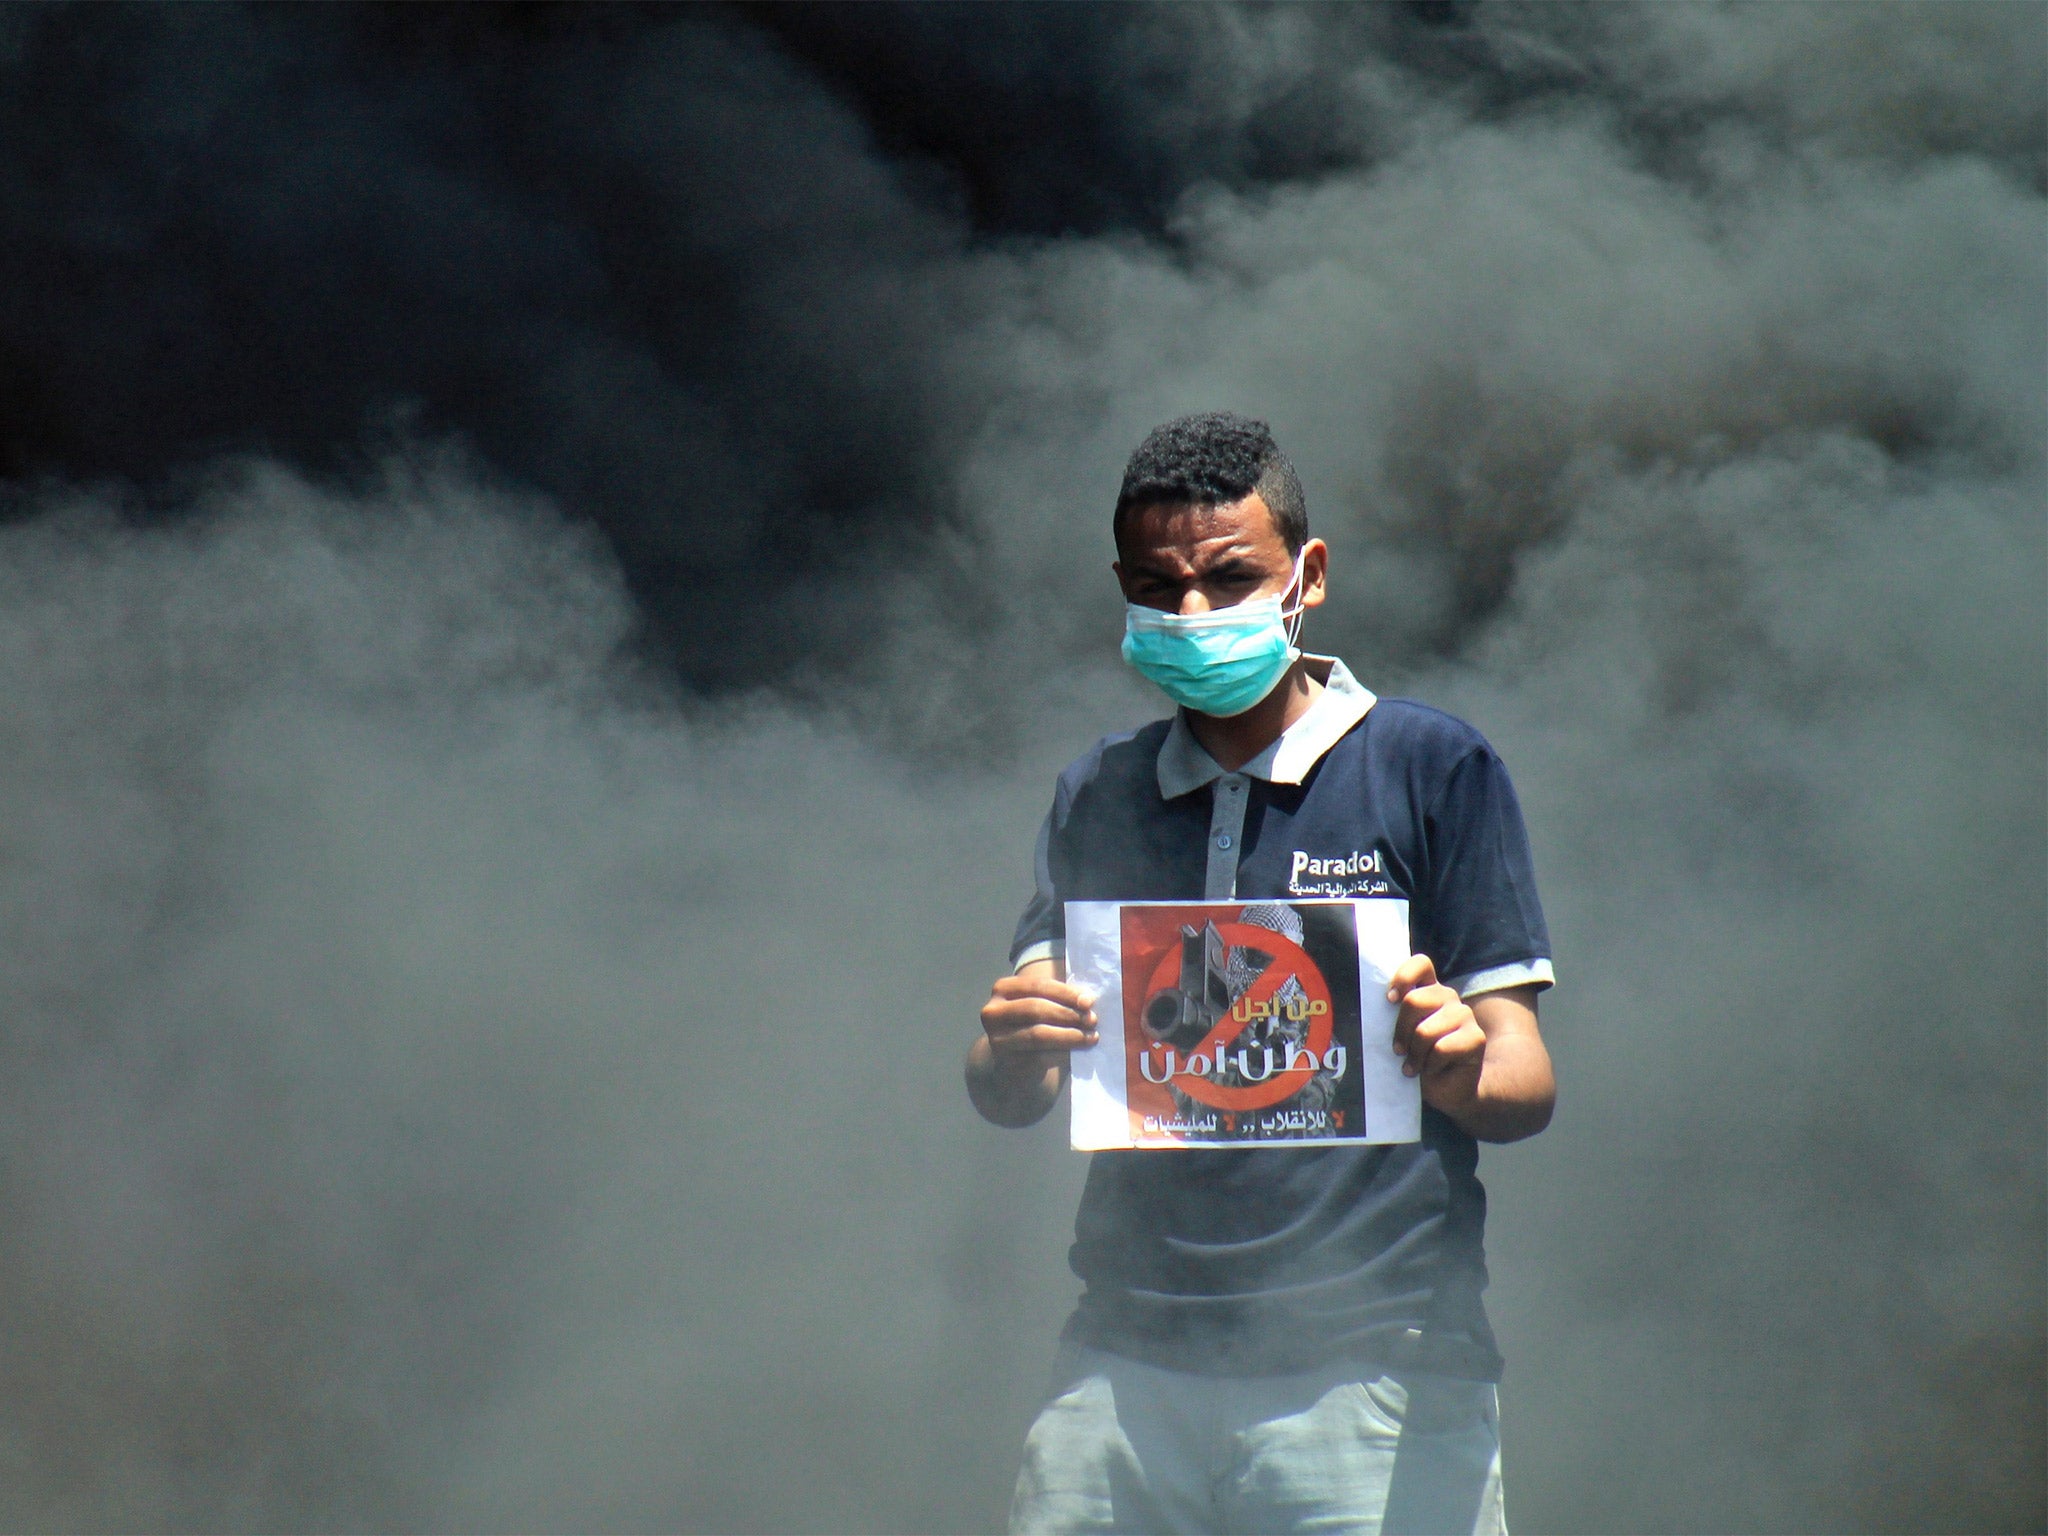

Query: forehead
left=1117, top=494, right=1288, bottom=564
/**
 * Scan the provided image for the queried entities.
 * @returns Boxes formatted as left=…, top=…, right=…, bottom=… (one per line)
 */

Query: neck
left=1186, top=656, right=1325, bottom=772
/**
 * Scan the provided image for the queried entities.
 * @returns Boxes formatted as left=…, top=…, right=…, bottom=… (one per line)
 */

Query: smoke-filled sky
left=0, top=4, right=2041, bottom=1532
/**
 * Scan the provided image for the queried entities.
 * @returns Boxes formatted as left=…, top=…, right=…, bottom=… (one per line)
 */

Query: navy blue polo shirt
left=1010, top=657, right=1552, bottom=1379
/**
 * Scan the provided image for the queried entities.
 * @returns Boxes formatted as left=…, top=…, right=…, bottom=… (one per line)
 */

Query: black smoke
left=0, top=3, right=985, bottom=690
left=0, top=2, right=1742, bottom=690
left=0, top=5, right=2041, bottom=1532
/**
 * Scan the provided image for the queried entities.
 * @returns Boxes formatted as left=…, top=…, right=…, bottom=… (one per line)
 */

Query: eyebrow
left=1183, top=552, right=1269, bottom=584
left=1198, top=554, right=1265, bottom=575
left=1125, top=544, right=1269, bottom=579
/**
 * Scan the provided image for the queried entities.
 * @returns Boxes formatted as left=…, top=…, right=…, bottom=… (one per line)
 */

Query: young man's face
left=1113, top=493, right=1327, bottom=617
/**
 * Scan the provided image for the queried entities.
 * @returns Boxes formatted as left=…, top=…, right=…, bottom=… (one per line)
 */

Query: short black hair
left=1113, top=412, right=1307, bottom=553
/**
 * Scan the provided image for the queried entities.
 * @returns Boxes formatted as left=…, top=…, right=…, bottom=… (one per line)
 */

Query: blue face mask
left=1121, top=555, right=1307, bottom=718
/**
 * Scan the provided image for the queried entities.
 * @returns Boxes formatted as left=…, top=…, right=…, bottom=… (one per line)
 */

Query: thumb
left=1385, top=953, right=1439, bottom=1002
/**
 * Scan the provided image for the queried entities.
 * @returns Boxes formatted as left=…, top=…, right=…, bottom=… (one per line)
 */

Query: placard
left=1065, top=898, right=1417, bottom=1150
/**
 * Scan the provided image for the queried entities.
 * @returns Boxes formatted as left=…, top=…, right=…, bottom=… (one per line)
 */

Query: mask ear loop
left=1280, top=549, right=1309, bottom=648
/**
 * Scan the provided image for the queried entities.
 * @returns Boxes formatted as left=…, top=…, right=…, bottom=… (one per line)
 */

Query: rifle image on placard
left=1140, top=920, right=1273, bottom=1053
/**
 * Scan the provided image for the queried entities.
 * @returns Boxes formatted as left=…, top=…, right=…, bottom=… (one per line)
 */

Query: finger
left=983, top=995, right=1094, bottom=1035
left=986, top=987, right=1098, bottom=1037
left=983, top=996, right=1103, bottom=1049
left=1401, top=1003, right=1449, bottom=1075
left=988, top=1019, right=1099, bottom=1055
left=993, top=974, right=1095, bottom=1004
left=1391, top=982, right=1458, bottom=1053
left=1419, top=1019, right=1486, bottom=1080
left=1404, top=1007, right=1480, bottom=1077
left=1384, top=953, right=1440, bottom=1005
left=991, top=975, right=1101, bottom=1019
left=1425, top=1028, right=1490, bottom=1073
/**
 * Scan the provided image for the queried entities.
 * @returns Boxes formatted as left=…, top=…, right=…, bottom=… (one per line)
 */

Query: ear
left=1112, top=558, right=1130, bottom=599
left=1299, top=539, right=1330, bottom=609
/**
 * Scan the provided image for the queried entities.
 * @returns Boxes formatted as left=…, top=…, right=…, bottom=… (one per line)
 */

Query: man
left=968, top=413, right=1556, bottom=1535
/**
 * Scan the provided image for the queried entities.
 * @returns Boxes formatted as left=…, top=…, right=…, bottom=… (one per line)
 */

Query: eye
left=1208, top=564, right=1262, bottom=592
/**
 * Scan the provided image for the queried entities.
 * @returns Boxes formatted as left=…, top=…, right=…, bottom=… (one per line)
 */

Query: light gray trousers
left=1009, top=1342, right=1507, bottom=1536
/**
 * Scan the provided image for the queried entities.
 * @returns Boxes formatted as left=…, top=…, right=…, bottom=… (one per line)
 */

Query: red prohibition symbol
left=1138, top=918, right=1335, bottom=1112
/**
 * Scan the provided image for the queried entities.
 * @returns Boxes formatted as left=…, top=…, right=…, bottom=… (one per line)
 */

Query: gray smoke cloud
left=0, top=4, right=2040, bottom=1532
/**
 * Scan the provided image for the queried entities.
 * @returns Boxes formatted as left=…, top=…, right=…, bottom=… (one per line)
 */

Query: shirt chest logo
left=1288, top=847, right=1394, bottom=897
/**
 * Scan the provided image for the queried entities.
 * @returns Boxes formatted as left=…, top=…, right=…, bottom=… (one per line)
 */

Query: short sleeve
left=1419, top=745, right=1553, bottom=995
left=1009, top=777, right=1072, bottom=970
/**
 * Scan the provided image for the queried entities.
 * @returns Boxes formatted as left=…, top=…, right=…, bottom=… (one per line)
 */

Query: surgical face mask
left=1121, top=553, right=1307, bottom=718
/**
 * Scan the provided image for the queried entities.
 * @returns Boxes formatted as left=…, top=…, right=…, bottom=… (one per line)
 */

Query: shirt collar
left=1155, top=655, right=1378, bottom=799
